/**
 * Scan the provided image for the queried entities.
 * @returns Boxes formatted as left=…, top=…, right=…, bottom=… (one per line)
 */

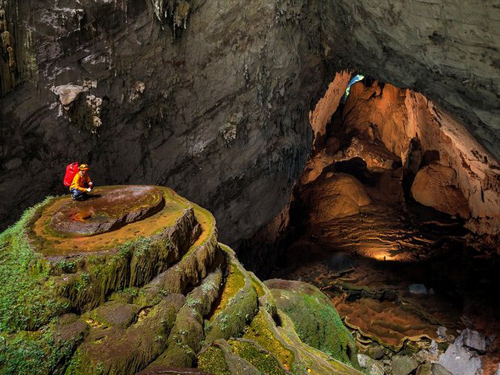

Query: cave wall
left=343, top=81, right=500, bottom=236
left=321, top=0, right=500, bottom=161
left=1, top=0, right=499, bottom=244
left=0, top=0, right=325, bottom=243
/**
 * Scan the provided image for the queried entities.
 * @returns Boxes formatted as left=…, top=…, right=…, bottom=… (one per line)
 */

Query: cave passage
left=273, top=76, right=500, bottom=373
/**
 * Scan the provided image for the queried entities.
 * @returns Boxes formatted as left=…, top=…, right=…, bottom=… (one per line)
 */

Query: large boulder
left=411, top=163, right=470, bottom=218
left=305, top=173, right=372, bottom=224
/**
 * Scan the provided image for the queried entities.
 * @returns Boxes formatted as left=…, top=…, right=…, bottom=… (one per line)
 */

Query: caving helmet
left=79, top=164, right=89, bottom=171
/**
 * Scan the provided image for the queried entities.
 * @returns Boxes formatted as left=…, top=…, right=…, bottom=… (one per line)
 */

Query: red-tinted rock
left=50, top=186, right=165, bottom=236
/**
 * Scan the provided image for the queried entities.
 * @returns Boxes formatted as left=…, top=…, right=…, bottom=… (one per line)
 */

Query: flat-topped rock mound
left=50, top=186, right=165, bottom=236
left=28, top=186, right=192, bottom=258
left=0, top=187, right=362, bottom=375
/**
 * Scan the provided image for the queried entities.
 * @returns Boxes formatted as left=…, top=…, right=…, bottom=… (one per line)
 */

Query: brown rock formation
left=304, top=173, right=372, bottom=224
left=342, top=81, right=500, bottom=236
left=50, top=186, right=165, bottom=235
left=321, top=1, right=500, bottom=159
left=411, top=163, right=470, bottom=218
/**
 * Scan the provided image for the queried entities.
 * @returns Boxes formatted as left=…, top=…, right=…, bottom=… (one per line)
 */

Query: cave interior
left=265, top=73, right=500, bottom=372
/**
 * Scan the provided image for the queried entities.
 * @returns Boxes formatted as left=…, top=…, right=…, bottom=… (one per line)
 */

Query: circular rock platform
left=50, top=186, right=165, bottom=236
left=28, top=186, right=192, bottom=258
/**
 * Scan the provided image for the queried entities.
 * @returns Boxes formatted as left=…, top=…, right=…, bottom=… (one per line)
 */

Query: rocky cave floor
left=274, top=203, right=500, bottom=375
left=268, top=83, right=500, bottom=375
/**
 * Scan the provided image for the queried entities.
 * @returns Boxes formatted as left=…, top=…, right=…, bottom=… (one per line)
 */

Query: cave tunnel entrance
left=244, top=73, right=500, bottom=372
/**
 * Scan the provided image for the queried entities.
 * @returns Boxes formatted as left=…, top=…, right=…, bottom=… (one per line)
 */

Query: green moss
left=88, top=302, right=140, bottom=329
left=210, top=261, right=245, bottom=320
left=249, top=273, right=265, bottom=298
left=69, top=295, right=183, bottom=375
left=158, top=269, right=223, bottom=368
left=243, top=310, right=295, bottom=368
left=0, top=326, right=78, bottom=375
left=266, top=280, right=359, bottom=368
left=58, top=234, right=177, bottom=313
left=0, top=197, right=70, bottom=332
left=229, top=339, right=286, bottom=375
left=198, top=345, right=231, bottom=375
left=205, top=253, right=258, bottom=344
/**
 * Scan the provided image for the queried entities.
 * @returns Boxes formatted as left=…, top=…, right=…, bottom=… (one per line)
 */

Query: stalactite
left=150, top=0, right=191, bottom=38
left=0, top=4, right=16, bottom=94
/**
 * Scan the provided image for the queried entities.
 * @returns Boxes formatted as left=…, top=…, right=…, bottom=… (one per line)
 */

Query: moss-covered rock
left=265, top=279, right=359, bottom=367
left=88, top=301, right=140, bottom=329
left=66, top=294, right=185, bottom=375
left=198, top=340, right=262, bottom=375
left=228, top=339, right=287, bottom=375
left=0, top=186, right=362, bottom=375
left=204, top=245, right=259, bottom=344
left=154, top=269, right=223, bottom=368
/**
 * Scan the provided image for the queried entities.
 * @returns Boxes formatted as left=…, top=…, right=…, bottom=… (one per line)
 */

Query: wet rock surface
left=50, top=186, right=165, bottom=235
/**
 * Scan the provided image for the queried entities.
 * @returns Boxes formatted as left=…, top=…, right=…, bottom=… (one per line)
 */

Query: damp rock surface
left=50, top=186, right=165, bottom=236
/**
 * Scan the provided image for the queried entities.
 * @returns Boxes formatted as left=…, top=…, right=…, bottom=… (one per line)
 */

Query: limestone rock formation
left=304, top=173, right=372, bottom=224
left=411, top=163, right=470, bottom=218
left=340, top=81, right=500, bottom=236
left=0, top=186, right=362, bottom=375
left=321, top=1, right=500, bottom=160
left=1, top=0, right=499, bottom=249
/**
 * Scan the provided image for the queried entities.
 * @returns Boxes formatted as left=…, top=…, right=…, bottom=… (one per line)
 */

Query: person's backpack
left=63, top=162, right=79, bottom=187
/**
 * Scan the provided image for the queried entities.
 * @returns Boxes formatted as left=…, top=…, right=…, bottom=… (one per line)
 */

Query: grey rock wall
left=0, top=0, right=324, bottom=242
left=1, top=0, right=499, bottom=243
left=320, top=0, right=500, bottom=160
